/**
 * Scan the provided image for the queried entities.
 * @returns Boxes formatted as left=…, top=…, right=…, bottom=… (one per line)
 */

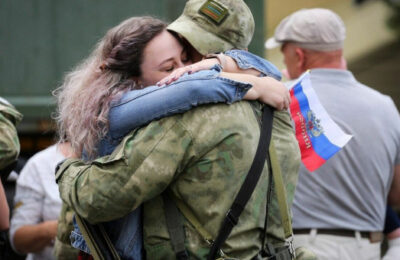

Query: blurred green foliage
left=384, top=0, right=400, bottom=37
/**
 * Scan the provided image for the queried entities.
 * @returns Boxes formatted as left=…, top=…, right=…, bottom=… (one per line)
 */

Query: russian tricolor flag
left=289, top=71, right=352, bottom=172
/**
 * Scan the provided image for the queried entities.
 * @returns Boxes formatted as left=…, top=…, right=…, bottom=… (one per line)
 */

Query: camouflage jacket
left=54, top=203, right=80, bottom=259
left=57, top=102, right=300, bottom=259
left=0, top=98, right=22, bottom=170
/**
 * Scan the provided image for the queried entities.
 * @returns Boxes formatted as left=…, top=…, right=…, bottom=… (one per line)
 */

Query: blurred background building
left=0, top=0, right=399, bottom=156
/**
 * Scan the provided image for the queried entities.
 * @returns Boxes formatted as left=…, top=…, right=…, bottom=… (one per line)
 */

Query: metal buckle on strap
left=262, top=245, right=293, bottom=260
left=218, top=249, right=228, bottom=258
left=287, top=235, right=295, bottom=258
left=207, top=239, right=228, bottom=258
left=226, top=210, right=238, bottom=226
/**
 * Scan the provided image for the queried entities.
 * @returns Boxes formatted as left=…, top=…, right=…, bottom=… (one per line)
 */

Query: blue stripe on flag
left=292, top=81, right=341, bottom=160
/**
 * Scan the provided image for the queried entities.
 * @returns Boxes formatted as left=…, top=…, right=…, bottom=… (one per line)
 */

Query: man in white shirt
left=10, top=143, right=78, bottom=260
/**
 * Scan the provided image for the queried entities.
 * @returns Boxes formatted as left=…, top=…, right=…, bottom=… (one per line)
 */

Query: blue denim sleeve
left=108, top=66, right=252, bottom=140
left=224, top=50, right=282, bottom=80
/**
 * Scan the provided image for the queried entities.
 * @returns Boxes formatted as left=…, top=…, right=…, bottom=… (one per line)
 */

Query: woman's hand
left=244, top=77, right=291, bottom=111
left=157, top=58, right=220, bottom=86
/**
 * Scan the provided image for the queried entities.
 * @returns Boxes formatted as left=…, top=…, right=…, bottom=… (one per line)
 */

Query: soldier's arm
left=0, top=111, right=20, bottom=170
left=54, top=203, right=80, bottom=259
left=0, top=101, right=22, bottom=170
left=0, top=182, right=9, bottom=230
left=0, top=102, right=21, bottom=231
left=56, top=118, right=193, bottom=224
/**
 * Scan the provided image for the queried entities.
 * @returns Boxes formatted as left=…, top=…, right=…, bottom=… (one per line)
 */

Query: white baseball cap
left=265, top=8, right=346, bottom=51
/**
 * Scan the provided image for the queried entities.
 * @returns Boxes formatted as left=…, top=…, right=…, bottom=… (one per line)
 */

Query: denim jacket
left=70, top=50, right=281, bottom=259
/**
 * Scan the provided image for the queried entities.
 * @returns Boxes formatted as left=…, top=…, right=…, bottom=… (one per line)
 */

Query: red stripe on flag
left=302, top=152, right=326, bottom=172
left=290, top=89, right=326, bottom=171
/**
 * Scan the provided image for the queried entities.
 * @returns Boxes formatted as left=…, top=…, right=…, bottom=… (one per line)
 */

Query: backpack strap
left=165, top=185, right=289, bottom=259
left=74, top=215, right=121, bottom=260
left=259, top=141, right=294, bottom=259
left=163, top=105, right=275, bottom=259
left=207, top=105, right=274, bottom=260
left=170, top=195, right=214, bottom=244
left=163, top=193, right=189, bottom=260
left=269, top=142, right=293, bottom=238
left=163, top=191, right=224, bottom=259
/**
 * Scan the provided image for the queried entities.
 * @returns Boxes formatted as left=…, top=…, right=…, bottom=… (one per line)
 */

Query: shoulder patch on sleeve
left=199, top=0, right=229, bottom=25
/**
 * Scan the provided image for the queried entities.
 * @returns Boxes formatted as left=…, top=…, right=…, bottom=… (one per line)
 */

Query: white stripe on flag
left=292, top=71, right=352, bottom=148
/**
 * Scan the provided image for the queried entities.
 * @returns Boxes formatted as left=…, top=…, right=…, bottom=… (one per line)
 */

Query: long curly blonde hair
left=54, top=16, right=167, bottom=159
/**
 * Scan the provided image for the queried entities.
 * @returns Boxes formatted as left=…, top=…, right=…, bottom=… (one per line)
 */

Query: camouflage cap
left=167, top=0, right=255, bottom=55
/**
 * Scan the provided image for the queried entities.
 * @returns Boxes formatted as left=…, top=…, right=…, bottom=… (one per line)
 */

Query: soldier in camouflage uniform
left=53, top=203, right=80, bottom=259
left=57, top=102, right=299, bottom=259
left=166, top=0, right=254, bottom=57
left=0, top=97, right=22, bottom=171
left=57, top=0, right=316, bottom=259
left=0, top=97, right=22, bottom=230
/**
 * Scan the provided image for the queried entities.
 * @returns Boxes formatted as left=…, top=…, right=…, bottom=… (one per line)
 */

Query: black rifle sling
left=207, top=105, right=274, bottom=260
left=163, top=192, right=189, bottom=260
left=260, top=148, right=274, bottom=256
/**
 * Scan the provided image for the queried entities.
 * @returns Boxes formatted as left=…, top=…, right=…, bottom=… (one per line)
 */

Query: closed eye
left=165, top=66, right=174, bottom=72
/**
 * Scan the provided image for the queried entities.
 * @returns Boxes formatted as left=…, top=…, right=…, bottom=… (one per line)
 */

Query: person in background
left=0, top=97, right=22, bottom=231
left=265, top=8, right=400, bottom=259
left=9, top=143, right=79, bottom=260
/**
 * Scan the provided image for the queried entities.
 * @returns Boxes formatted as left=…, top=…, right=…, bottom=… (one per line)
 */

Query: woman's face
left=137, top=30, right=192, bottom=86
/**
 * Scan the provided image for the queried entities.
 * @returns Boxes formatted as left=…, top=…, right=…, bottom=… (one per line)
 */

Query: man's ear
left=294, top=47, right=306, bottom=71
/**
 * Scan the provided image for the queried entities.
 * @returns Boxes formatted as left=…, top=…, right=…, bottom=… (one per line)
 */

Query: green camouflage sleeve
left=56, top=118, right=193, bottom=224
left=53, top=203, right=80, bottom=259
left=0, top=101, right=22, bottom=170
